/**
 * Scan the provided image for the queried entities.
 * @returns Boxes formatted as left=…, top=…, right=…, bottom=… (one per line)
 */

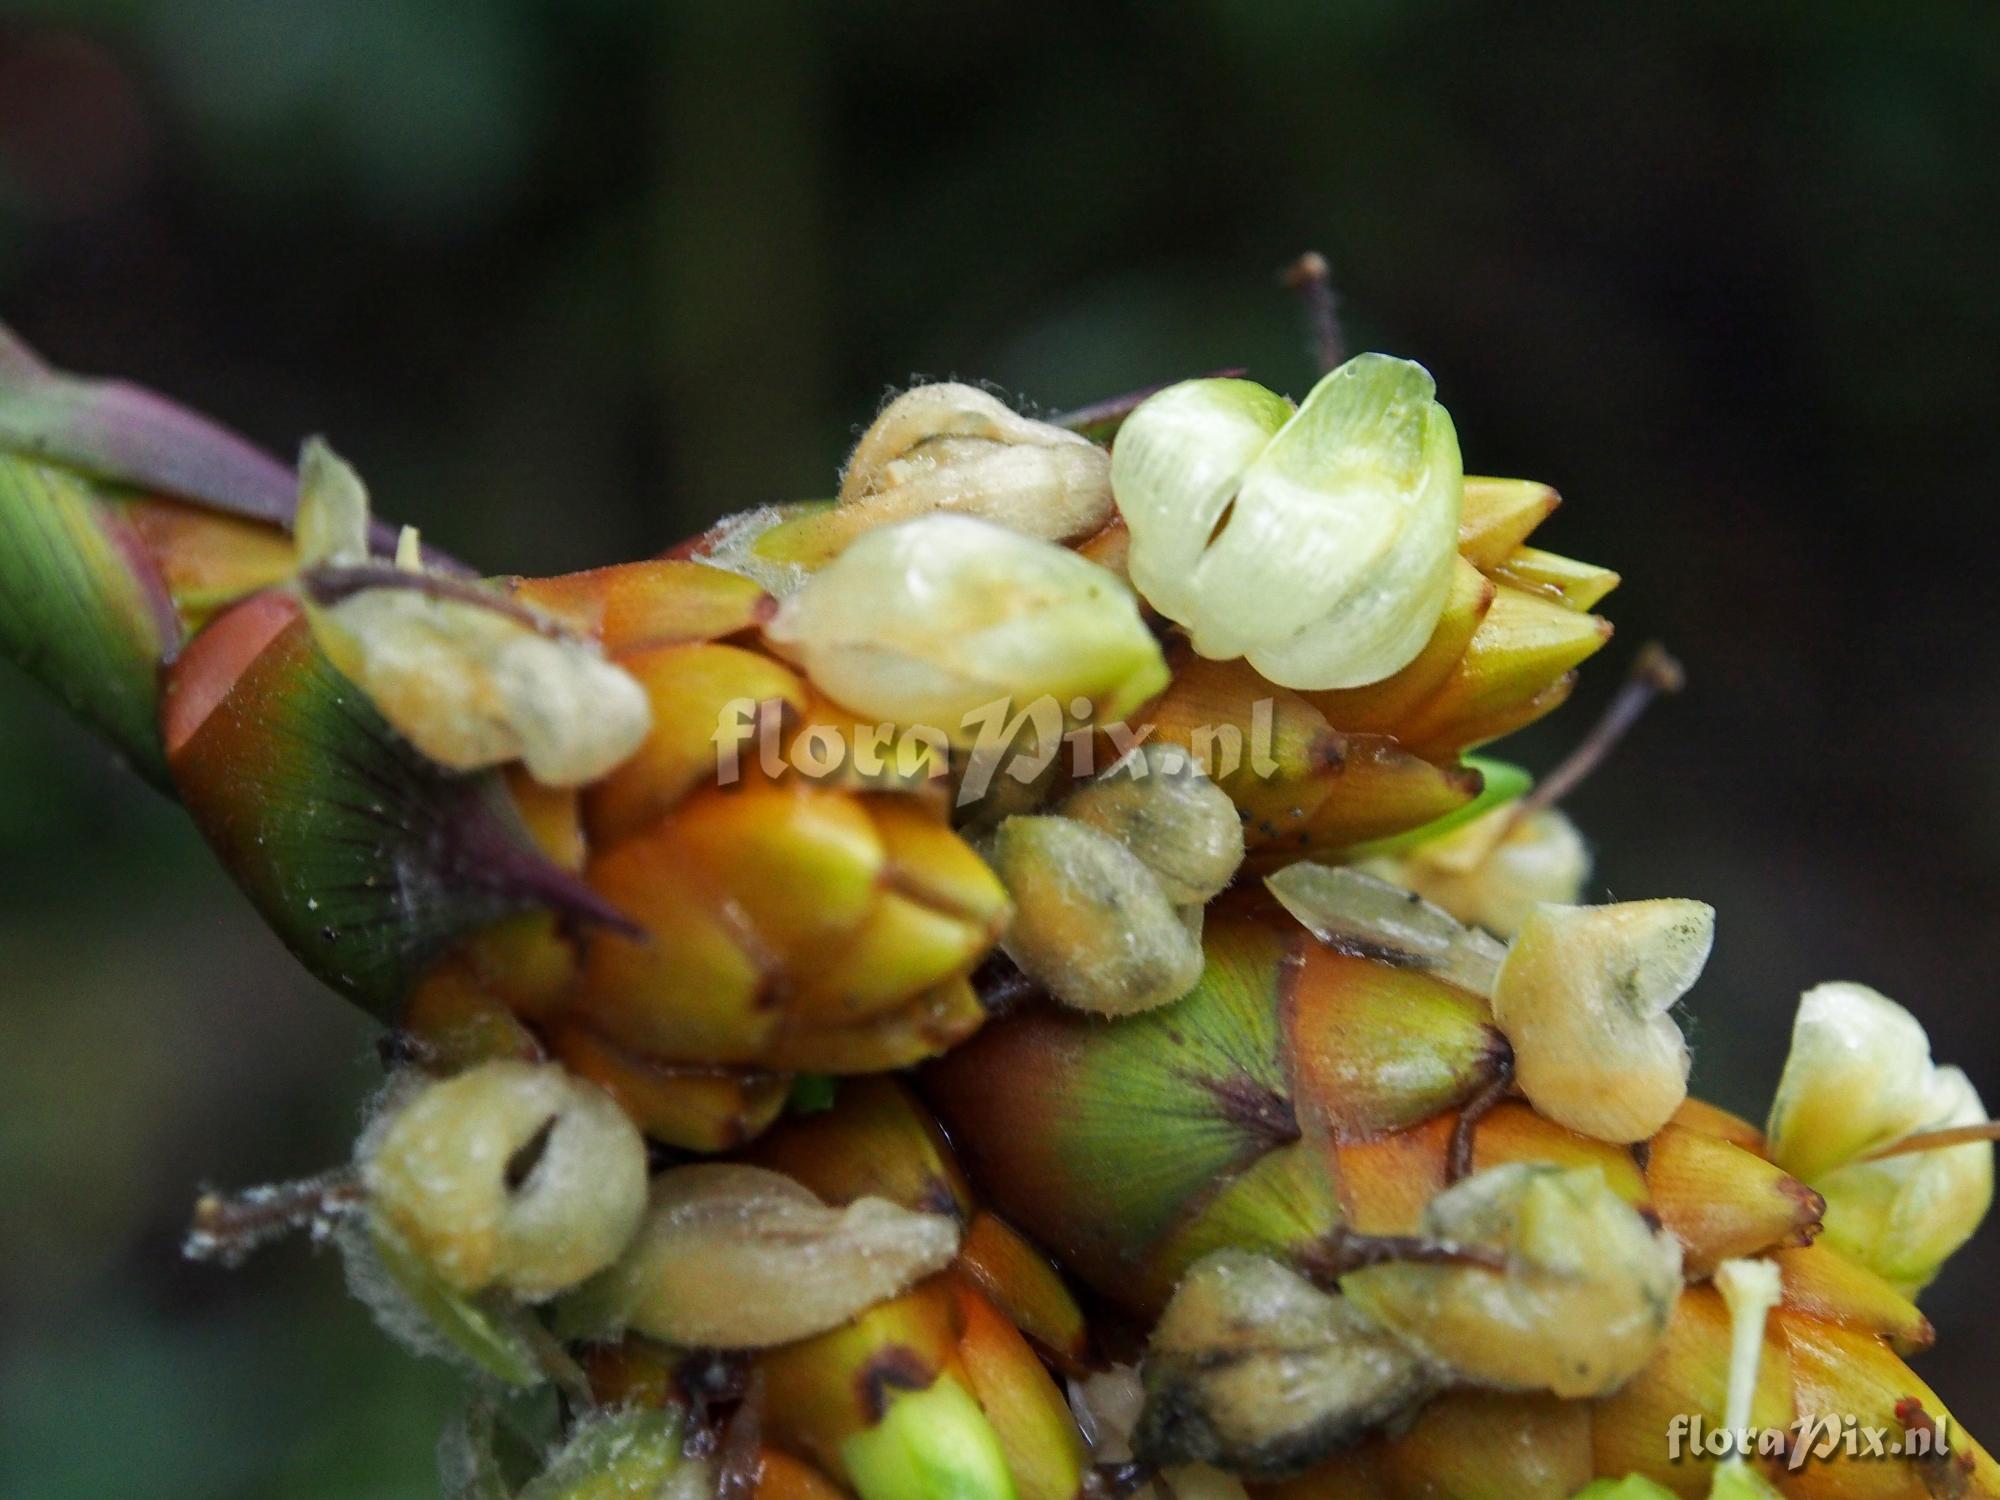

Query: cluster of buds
left=3, top=297, right=1997, bottom=1500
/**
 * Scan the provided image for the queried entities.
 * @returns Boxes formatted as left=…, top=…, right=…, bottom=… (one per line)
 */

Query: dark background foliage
left=2, top=3, right=1996, bottom=1494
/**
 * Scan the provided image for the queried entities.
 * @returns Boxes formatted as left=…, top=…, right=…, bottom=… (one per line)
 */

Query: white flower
left=293, top=437, right=370, bottom=567
left=1111, top=354, right=1462, bottom=690
left=1767, top=982, right=1993, bottom=1296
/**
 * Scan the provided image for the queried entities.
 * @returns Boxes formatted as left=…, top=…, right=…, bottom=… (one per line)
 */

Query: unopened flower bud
left=1767, top=982, right=1994, bottom=1296
left=1112, top=355, right=1462, bottom=690
left=991, top=813, right=1205, bottom=1016
left=822, top=383, right=1113, bottom=552
left=298, top=444, right=651, bottom=785
left=1137, top=1250, right=1437, bottom=1477
left=764, top=514, right=1167, bottom=742
left=564, top=1164, right=959, bottom=1349
left=1343, top=1163, right=1683, bottom=1398
left=361, top=1061, right=648, bottom=1300
left=1061, top=744, right=1245, bottom=905
left=1492, top=899, right=1713, bottom=1143
left=314, top=588, right=651, bottom=786
left=1371, top=803, right=1590, bottom=939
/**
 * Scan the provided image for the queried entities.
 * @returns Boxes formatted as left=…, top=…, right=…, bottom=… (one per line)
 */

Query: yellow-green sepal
left=1341, top=755, right=1529, bottom=860
left=840, top=1377, right=1019, bottom=1500
left=517, top=1408, right=688, bottom=1500
left=344, top=1218, right=545, bottom=1388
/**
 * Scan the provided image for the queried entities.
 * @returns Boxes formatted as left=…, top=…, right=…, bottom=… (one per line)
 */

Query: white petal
left=1111, top=357, right=1463, bottom=690
left=1765, top=981, right=1940, bottom=1183
left=1816, top=1066, right=1994, bottom=1296
left=1115, top=379, right=1292, bottom=625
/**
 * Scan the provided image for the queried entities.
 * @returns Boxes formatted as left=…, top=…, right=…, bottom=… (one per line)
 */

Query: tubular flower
left=3, top=318, right=1997, bottom=1500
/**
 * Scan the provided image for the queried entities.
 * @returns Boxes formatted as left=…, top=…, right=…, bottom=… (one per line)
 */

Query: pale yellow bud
left=361, top=1061, right=649, bottom=1300
left=294, top=441, right=651, bottom=786
left=838, top=382, right=1114, bottom=544
left=565, top=1164, right=959, bottom=1349
left=1112, top=355, right=1462, bottom=690
left=394, top=524, right=423, bottom=572
left=311, top=586, right=651, bottom=786
left=294, top=437, right=371, bottom=568
left=1060, top=743, right=1245, bottom=905
left=1492, top=899, right=1713, bottom=1143
left=764, top=514, right=1168, bottom=743
left=1344, top=1163, right=1683, bottom=1398
left=991, top=813, right=1205, bottom=1016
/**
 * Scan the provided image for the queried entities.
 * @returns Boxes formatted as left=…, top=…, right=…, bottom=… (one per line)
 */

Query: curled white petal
left=1765, top=982, right=1994, bottom=1295
left=1113, top=355, right=1463, bottom=690
left=1816, top=1064, right=1993, bottom=1297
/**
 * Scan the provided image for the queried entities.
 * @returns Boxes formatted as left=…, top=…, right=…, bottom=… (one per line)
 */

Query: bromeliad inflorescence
left=2, top=261, right=1995, bottom=1500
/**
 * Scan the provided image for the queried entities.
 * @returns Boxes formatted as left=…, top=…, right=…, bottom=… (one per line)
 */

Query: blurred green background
left=3, top=2, right=1998, bottom=1494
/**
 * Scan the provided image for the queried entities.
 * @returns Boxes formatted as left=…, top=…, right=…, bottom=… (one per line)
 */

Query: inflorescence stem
left=1282, top=251, right=1347, bottom=375
left=184, top=1168, right=366, bottom=1266
left=1511, top=641, right=1685, bottom=826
